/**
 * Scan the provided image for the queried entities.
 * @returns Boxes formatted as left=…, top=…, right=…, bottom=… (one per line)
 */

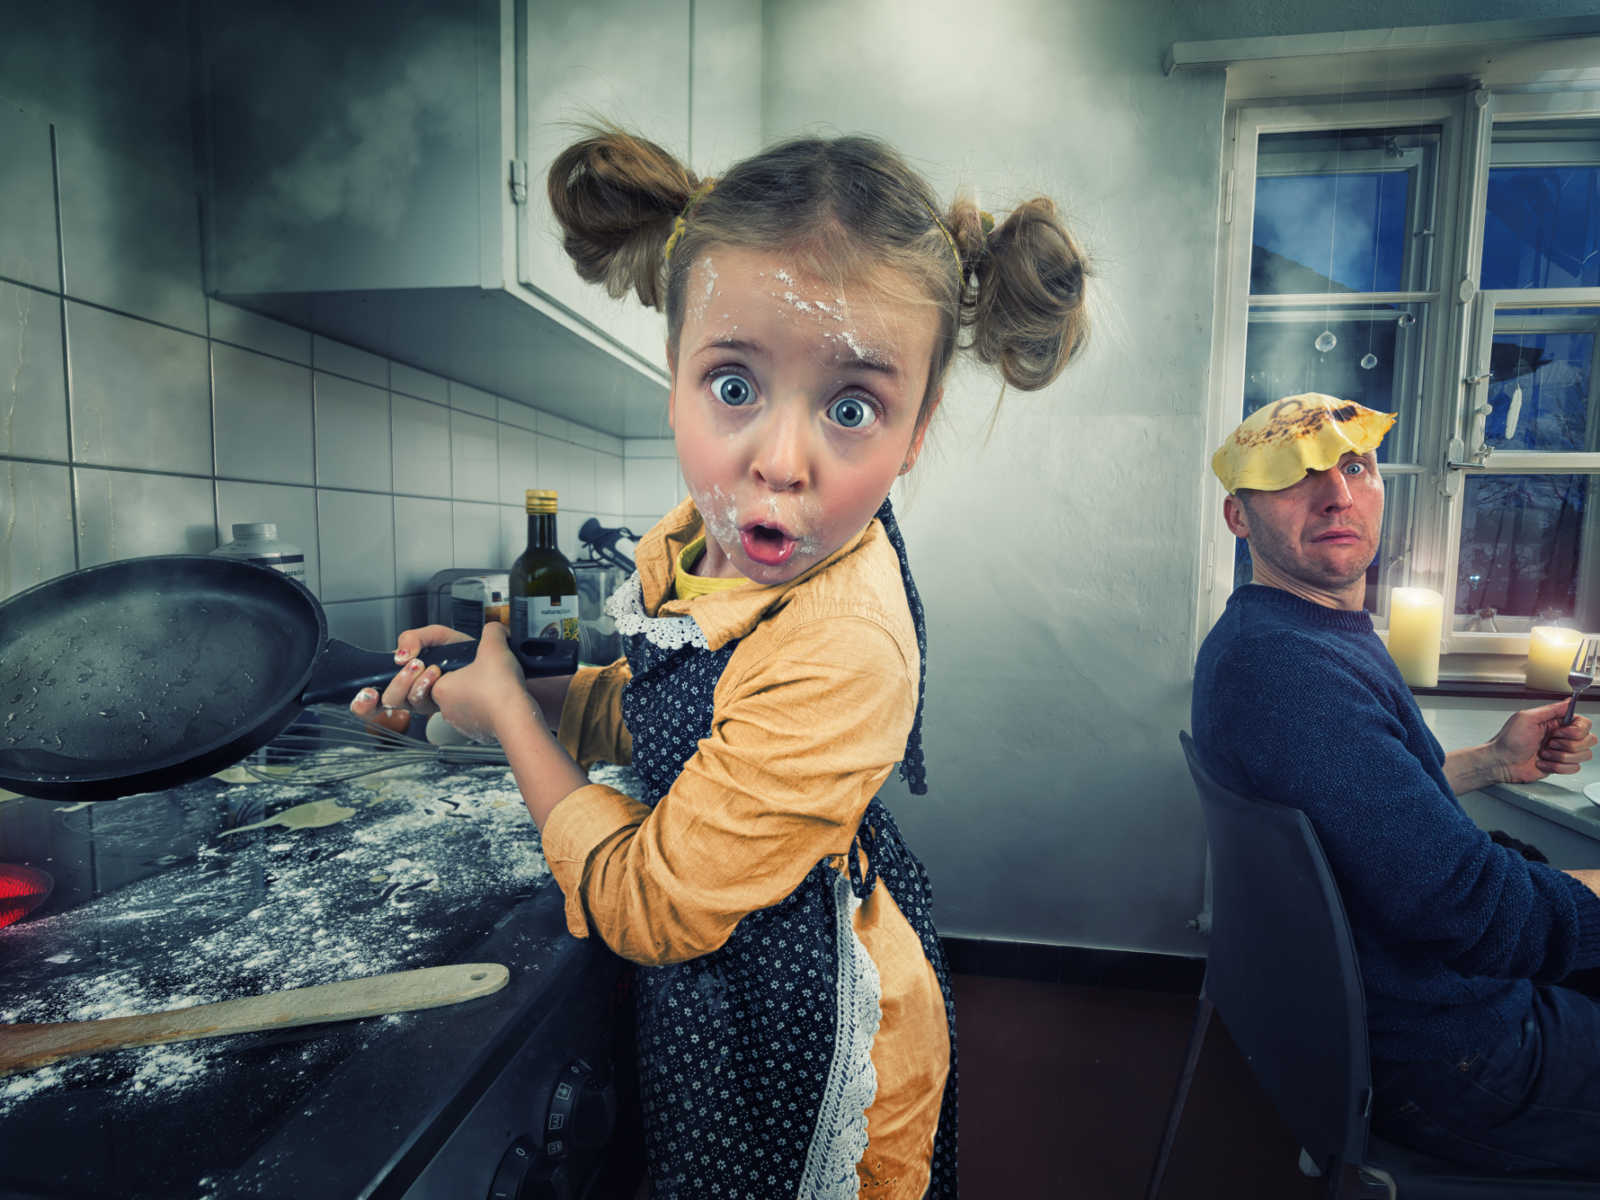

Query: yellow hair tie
left=926, top=202, right=996, bottom=278
left=662, top=177, right=717, bottom=266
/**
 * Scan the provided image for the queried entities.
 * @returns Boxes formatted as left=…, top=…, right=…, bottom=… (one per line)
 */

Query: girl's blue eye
left=827, top=396, right=877, bottom=429
left=712, top=373, right=754, bottom=406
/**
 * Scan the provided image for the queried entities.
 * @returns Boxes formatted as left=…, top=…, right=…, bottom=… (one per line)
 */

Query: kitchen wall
left=0, top=0, right=684, bottom=653
left=4, top=0, right=1595, bottom=955
left=761, top=0, right=1600, bottom=953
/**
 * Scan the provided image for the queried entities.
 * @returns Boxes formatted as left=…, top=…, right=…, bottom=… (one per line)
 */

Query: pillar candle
left=1527, top=626, right=1584, bottom=693
left=1386, top=587, right=1444, bottom=688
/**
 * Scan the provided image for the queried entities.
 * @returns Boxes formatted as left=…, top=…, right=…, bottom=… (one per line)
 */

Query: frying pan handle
left=299, top=637, right=579, bottom=706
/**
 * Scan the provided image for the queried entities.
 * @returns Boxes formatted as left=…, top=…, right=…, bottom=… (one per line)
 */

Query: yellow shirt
left=545, top=498, right=949, bottom=1199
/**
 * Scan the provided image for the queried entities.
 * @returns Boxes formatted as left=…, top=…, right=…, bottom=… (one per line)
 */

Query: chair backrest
left=1180, top=731, right=1373, bottom=1173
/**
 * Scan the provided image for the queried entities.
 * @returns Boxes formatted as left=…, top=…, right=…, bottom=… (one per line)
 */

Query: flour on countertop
left=0, top=758, right=640, bottom=1117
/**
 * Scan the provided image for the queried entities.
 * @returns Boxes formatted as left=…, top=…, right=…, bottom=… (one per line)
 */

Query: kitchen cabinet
left=200, top=0, right=760, bottom=438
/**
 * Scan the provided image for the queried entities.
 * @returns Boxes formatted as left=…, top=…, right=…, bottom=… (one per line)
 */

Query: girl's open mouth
left=741, top=523, right=797, bottom=567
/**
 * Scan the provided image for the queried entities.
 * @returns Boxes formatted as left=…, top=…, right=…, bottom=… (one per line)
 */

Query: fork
left=1564, top=636, right=1598, bottom=726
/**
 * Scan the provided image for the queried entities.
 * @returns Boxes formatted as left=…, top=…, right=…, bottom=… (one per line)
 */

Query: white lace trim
left=797, top=870, right=883, bottom=1200
left=603, top=572, right=708, bottom=651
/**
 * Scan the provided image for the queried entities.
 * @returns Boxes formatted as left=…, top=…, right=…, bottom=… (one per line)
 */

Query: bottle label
left=246, top=553, right=305, bottom=581
left=514, top=595, right=579, bottom=641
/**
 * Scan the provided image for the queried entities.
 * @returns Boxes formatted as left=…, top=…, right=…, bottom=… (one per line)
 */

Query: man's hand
left=1487, top=701, right=1596, bottom=784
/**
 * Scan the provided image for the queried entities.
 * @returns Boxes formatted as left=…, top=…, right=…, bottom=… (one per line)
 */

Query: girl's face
left=667, top=245, right=941, bottom=584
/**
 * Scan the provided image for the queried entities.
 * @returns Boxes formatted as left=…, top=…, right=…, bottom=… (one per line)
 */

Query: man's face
left=1222, top=451, right=1384, bottom=608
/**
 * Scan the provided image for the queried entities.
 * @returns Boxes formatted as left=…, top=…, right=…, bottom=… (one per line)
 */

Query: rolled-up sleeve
left=556, top=659, right=633, bottom=768
left=540, top=614, right=915, bottom=963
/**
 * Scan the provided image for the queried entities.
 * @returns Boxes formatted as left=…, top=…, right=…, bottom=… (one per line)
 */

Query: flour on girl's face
left=673, top=247, right=937, bottom=585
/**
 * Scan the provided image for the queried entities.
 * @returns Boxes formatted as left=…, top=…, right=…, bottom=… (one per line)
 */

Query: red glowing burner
left=0, top=864, right=54, bottom=929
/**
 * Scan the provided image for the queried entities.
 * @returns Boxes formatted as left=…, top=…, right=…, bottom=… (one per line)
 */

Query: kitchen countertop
left=1419, top=694, right=1600, bottom=845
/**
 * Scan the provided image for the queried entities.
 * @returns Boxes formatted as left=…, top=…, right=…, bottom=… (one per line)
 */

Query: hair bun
left=961, top=196, right=1090, bottom=390
left=546, top=126, right=699, bottom=311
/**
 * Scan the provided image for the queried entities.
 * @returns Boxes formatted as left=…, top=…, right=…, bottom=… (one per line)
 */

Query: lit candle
left=1527, top=626, right=1584, bottom=693
left=1386, top=587, right=1444, bottom=688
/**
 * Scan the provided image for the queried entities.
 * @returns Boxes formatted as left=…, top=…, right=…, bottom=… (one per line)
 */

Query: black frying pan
left=0, top=555, right=577, bottom=802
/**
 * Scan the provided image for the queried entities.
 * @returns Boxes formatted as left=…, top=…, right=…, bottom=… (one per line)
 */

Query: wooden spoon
left=0, top=962, right=508, bottom=1076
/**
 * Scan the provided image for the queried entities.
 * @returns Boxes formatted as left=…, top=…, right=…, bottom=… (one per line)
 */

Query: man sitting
left=1191, top=393, right=1600, bottom=1173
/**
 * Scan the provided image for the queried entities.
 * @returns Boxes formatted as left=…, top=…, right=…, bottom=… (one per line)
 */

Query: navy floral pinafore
left=609, top=499, right=957, bottom=1199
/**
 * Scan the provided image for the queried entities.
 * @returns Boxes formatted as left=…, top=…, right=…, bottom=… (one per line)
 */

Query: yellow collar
left=673, top=535, right=751, bottom=601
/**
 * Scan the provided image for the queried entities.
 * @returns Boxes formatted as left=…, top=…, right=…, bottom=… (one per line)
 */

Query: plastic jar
left=210, top=522, right=307, bottom=582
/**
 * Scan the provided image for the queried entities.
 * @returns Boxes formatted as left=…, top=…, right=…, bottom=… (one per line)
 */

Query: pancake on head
left=1212, top=392, right=1397, bottom=494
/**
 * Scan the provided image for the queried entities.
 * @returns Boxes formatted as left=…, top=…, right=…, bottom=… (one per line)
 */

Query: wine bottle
left=510, top=489, right=579, bottom=644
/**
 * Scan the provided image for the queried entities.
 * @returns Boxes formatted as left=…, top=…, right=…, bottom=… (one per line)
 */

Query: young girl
left=353, top=127, right=1089, bottom=1198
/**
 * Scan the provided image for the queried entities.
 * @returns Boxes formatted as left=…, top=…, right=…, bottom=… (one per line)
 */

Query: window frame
left=1197, top=84, right=1600, bottom=678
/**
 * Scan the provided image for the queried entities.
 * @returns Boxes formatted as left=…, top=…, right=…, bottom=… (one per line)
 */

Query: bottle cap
left=525, top=489, right=559, bottom=514
left=233, top=522, right=278, bottom=539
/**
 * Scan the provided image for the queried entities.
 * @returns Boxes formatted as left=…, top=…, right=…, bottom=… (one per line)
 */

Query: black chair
left=1145, top=731, right=1600, bottom=1199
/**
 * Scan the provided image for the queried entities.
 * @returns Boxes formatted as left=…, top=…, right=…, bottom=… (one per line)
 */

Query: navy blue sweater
left=1192, top=585, right=1600, bottom=1063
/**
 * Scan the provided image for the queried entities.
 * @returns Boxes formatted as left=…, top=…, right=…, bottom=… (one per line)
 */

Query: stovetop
left=0, top=756, right=633, bottom=1199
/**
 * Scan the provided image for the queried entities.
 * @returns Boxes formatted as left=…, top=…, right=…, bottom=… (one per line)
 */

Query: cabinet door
left=520, top=0, right=691, bottom=378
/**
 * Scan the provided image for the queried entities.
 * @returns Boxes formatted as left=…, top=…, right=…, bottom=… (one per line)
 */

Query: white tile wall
left=449, top=381, right=496, bottom=418
left=391, top=394, right=452, bottom=497
left=323, top=598, right=396, bottom=652
left=393, top=495, right=454, bottom=593
left=0, top=281, right=68, bottom=460
left=497, top=396, right=539, bottom=432
left=212, top=343, right=314, bottom=484
left=0, top=460, right=74, bottom=596
left=0, top=103, right=60, bottom=294
left=73, top=467, right=215, bottom=566
left=452, top=501, right=502, bottom=569
left=497, top=425, right=540, bottom=508
left=391, top=361, right=447, bottom=404
left=316, top=489, right=395, bottom=602
left=450, top=410, right=499, bottom=503
left=68, top=302, right=211, bottom=473
left=55, top=126, right=206, bottom=334
left=624, top=455, right=682, bottom=517
left=312, top=335, right=386, bottom=387
left=207, top=298, right=310, bottom=364
left=315, top=373, right=391, bottom=492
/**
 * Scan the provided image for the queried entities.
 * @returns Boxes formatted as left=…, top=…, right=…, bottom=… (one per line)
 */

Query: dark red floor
left=952, top=973, right=1323, bottom=1198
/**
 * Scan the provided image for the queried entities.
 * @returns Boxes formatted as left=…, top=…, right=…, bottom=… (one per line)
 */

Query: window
left=1203, top=86, right=1600, bottom=677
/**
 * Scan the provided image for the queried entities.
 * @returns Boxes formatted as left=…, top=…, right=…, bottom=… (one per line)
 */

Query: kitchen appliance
left=573, top=520, right=638, bottom=667
left=0, top=756, right=642, bottom=1199
left=428, top=569, right=502, bottom=630
left=0, top=555, right=577, bottom=802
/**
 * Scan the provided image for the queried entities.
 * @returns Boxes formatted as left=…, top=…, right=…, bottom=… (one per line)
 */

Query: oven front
left=0, top=758, right=642, bottom=1199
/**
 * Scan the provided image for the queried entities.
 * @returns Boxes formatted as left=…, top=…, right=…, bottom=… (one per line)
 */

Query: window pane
left=1231, top=473, right=1417, bottom=621
left=1481, top=120, right=1600, bottom=290
left=1482, top=306, right=1599, bottom=452
left=1243, top=303, right=1428, bottom=463
left=1252, top=128, right=1439, bottom=295
left=1456, top=474, right=1593, bottom=626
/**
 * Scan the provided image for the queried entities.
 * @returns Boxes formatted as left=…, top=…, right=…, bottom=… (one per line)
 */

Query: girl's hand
left=349, top=623, right=472, bottom=734
left=427, top=622, right=537, bottom=744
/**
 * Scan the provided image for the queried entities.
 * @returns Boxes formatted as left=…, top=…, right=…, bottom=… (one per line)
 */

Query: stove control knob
left=488, top=1138, right=537, bottom=1200
left=543, top=1057, right=616, bottom=1160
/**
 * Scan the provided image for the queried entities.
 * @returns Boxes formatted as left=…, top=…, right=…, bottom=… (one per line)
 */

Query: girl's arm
left=539, top=613, right=917, bottom=966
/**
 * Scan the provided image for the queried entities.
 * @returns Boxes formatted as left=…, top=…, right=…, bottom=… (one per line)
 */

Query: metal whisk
left=241, top=706, right=509, bottom=786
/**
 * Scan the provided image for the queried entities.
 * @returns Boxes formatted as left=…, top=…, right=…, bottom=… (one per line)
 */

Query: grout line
left=48, top=123, right=79, bottom=573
